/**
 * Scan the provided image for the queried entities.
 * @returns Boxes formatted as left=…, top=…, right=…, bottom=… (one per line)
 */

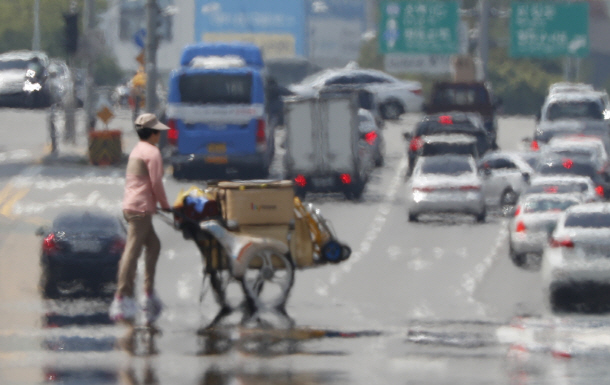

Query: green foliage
left=488, top=48, right=563, bottom=115
left=93, top=53, right=124, bottom=86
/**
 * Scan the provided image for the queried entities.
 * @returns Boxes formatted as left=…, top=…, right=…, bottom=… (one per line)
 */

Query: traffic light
left=64, top=13, right=78, bottom=54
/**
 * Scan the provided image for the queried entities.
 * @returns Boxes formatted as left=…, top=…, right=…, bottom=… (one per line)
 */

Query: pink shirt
left=122, top=141, right=170, bottom=213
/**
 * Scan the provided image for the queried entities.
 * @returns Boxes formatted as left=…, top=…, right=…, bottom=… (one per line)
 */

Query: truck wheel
left=345, top=180, right=365, bottom=200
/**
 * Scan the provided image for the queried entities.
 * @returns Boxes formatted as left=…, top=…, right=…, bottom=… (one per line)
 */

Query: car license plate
left=205, top=155, right=228, bottom=164
left=72, top=240, right=101, bottom=253
left=312, top=177, right=334, bottom=188
left=208, top=143, right=226, bottom=154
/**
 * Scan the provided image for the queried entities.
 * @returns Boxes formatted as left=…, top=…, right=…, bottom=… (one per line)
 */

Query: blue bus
left=166, top=42, right=274, bottom=179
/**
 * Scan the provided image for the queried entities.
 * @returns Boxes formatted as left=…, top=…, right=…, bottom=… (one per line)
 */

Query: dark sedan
left=535, top=155, right=610, bottom=199
left=404, top=112, right=493, bottom=175
left=37, top=210, right=126, bottom=299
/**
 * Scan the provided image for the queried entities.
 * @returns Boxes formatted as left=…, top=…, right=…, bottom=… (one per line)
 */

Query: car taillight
left=516, top=221, right=526, bottom=233
left=413, top=186, right=435, bottom=192
left=438, top=115, right=453, bottom=124
left=531, top=140, right=539, bottom=151
left=167, top=119, right=178, bottom=146
left=256, top=119, right=266, bottom=143
left=412, top=89, right=422, bottom=95
left=409, top=136, right=423, bottom=152
left=363, top=131, right=377, bottom=145
left=43, top=234, right=57, bottom=253
left=294, top=174, right=307, bottom=187
left=563, top=159, right=573, bottom=169
left=459, top=185, right=480, bottom=191
left=110, top=237, right=126, bottom=255
left=596, top=185, right=605, bottom=197
left=550, top=238, right=574, bottom=248
left=514, top=206, right=521, bottom=216
left=340, top=173, right=352, bottom=184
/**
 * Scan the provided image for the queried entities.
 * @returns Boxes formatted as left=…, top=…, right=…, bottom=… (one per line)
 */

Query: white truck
left=283, top=91, right=373, bottom=200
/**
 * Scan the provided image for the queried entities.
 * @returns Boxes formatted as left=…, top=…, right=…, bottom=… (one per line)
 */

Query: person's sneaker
left=142, top=291, right=163, bottom=325
left=109, top=296, right=138, bottom=323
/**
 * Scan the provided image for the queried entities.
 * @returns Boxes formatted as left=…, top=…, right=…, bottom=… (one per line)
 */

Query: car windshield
left=523, top=198, right=578, bottom=213
left=179, top=73, right=252, bottom=104
left=53, top=214, right=121, bottom=234
left=0, top=59, right=30, bottom=70
left=420, top=122, right=481, bottom=135
left=422, top=143, right=476, bottom=157
left=546, top=101, right=603, bottom=121
left=433, top=88, right=489, bottom=105
left=527, top=183, right=589, bottom=194
left=536, top=160, right=597, bottom=178
left=420, top=157, right=473, bottom=175
left=564, top=212, right=610, bottom=228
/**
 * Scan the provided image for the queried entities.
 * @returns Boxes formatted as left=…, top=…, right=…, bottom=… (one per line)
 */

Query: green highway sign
left=378, top=1, right=459, bottom=55
left=510, top=2, right=589, bottom=58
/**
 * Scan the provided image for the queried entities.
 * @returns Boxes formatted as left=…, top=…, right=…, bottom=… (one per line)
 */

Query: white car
left=478, top=152, right=535, bottom=212
left=541, top=203, right=610, bottom=313
left=538, top=92, right=605, bottom=123
left=524, top=175, right=602, bottom=203
left=509, top=193, right=581, bottom=268
left=406, top=155, right=485, bottom=222
left=289, top=65, right=423, bottom=120
left=543, top=136, right=609, bottom=173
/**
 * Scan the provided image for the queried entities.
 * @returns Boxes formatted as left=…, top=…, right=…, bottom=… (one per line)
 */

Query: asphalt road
left=0, top=108, right=609, bottom=384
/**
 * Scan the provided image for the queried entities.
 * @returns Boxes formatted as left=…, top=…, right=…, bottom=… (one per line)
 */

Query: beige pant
left=116, top=210, right=160, bottom=298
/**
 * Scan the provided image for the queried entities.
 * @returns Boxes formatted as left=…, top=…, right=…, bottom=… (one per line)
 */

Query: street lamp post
left=33, top=0, right=41, bottom=51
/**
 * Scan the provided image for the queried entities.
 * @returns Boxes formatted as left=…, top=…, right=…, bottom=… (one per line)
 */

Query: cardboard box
left=238, top=221, right=315, bottom=269
left=218, top=180, right=295, bottom=225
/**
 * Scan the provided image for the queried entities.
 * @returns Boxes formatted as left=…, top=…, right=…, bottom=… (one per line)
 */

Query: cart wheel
left=321, top=240, right=343, bottom=263
left=241, top=249, right=294, bottom=310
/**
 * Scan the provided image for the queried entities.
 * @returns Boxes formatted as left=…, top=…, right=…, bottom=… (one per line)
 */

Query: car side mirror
left=479, top=167, right=492, bottom=177
left=402, top=132, right=412, bottom=141
left=522, top=172, right=530, bottom=183
left=422, top=103, right=430, bottom=114
left=35, top=226, right=48, bottom=236
left=535, top=111, right=541, bottom=122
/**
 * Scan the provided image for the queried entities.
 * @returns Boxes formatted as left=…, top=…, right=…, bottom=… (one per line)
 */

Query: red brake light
left=413, top=186, right=435, bottom=192
left=110, top=237, right=126, bottom=255
left=294, top=174, right=307, bottom=188
left=596, top=185, right=605, bottom=197
left=409, top=136, right=423, bottom=152
left=256, top=119, right=266, bottom=144
left=412, top=89, right=422, bottom=95
left=531, top=140, right=539, bottom=151
left=340, top=173, right=352, bottom=184
left=550, top=238, right=574, bottom=248
left=544, top=186, right=558, bottom=193
left=516, top=221, right=526, bottom=233
left=168, top=119, right=178, bottom=146
left=363, top=131, right=377, bottom=145
left=563, top=159, right=573, bottom=169
left=43, top=234, right=57, bottom=253
left=438, top=115, right=453, bottom=125
left=459, top=185, right=480, bottom=191
left=514, top=206, right=521, bottom=216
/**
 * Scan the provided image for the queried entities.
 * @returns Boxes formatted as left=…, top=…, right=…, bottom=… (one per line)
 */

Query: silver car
left=524, top=175, right=602, bottom=203
left=509, top=193, right=581, bottom=268
left=407, top=155, right=486, bottom=222
left=541, top=203, right=610, bottom=312
left=478, top=152, right=535, bottom=212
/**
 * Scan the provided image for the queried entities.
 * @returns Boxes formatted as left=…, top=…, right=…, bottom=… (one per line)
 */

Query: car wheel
left=509, top=245, right=527, bottom=267
left=408, top=212, right=418, bottom=222
left=374, top=154, right=385, bottom=167
left=381, top=101, right=403, bottom=120
left=475, top=209, right=486, bottom=223
left=501, top=189, right=518, bottom=216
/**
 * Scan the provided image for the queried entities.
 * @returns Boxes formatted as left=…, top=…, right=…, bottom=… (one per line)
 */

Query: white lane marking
left=387, top=245, right=401, bottom=261
left=0, top=150, right=33, bottom=164
left=322, top=157, right=408, bottom=295
left=460, top=224, right=509, bottom=317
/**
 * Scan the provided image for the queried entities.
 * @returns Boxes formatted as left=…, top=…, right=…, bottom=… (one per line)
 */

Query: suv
left=404, top=112, right=493, bottom=175
left=424, top=82, right=501, bottom=148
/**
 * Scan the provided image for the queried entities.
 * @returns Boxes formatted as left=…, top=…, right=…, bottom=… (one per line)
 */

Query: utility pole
left=145, top=0, right=158, bottom=114
left=83, top=0, right=95, bottom=132
left=33, top=0, right=40, bottom=51
left=478, top=0, right=490, bottom=81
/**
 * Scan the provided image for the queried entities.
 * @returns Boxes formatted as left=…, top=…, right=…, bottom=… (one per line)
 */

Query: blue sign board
left=194, top=0, right=306, bottom=57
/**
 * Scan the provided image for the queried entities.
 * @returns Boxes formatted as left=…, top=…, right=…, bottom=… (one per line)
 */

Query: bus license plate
left=205, top=155, right=228, bottom=164
left=208, top=143, right=226, bottom=154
